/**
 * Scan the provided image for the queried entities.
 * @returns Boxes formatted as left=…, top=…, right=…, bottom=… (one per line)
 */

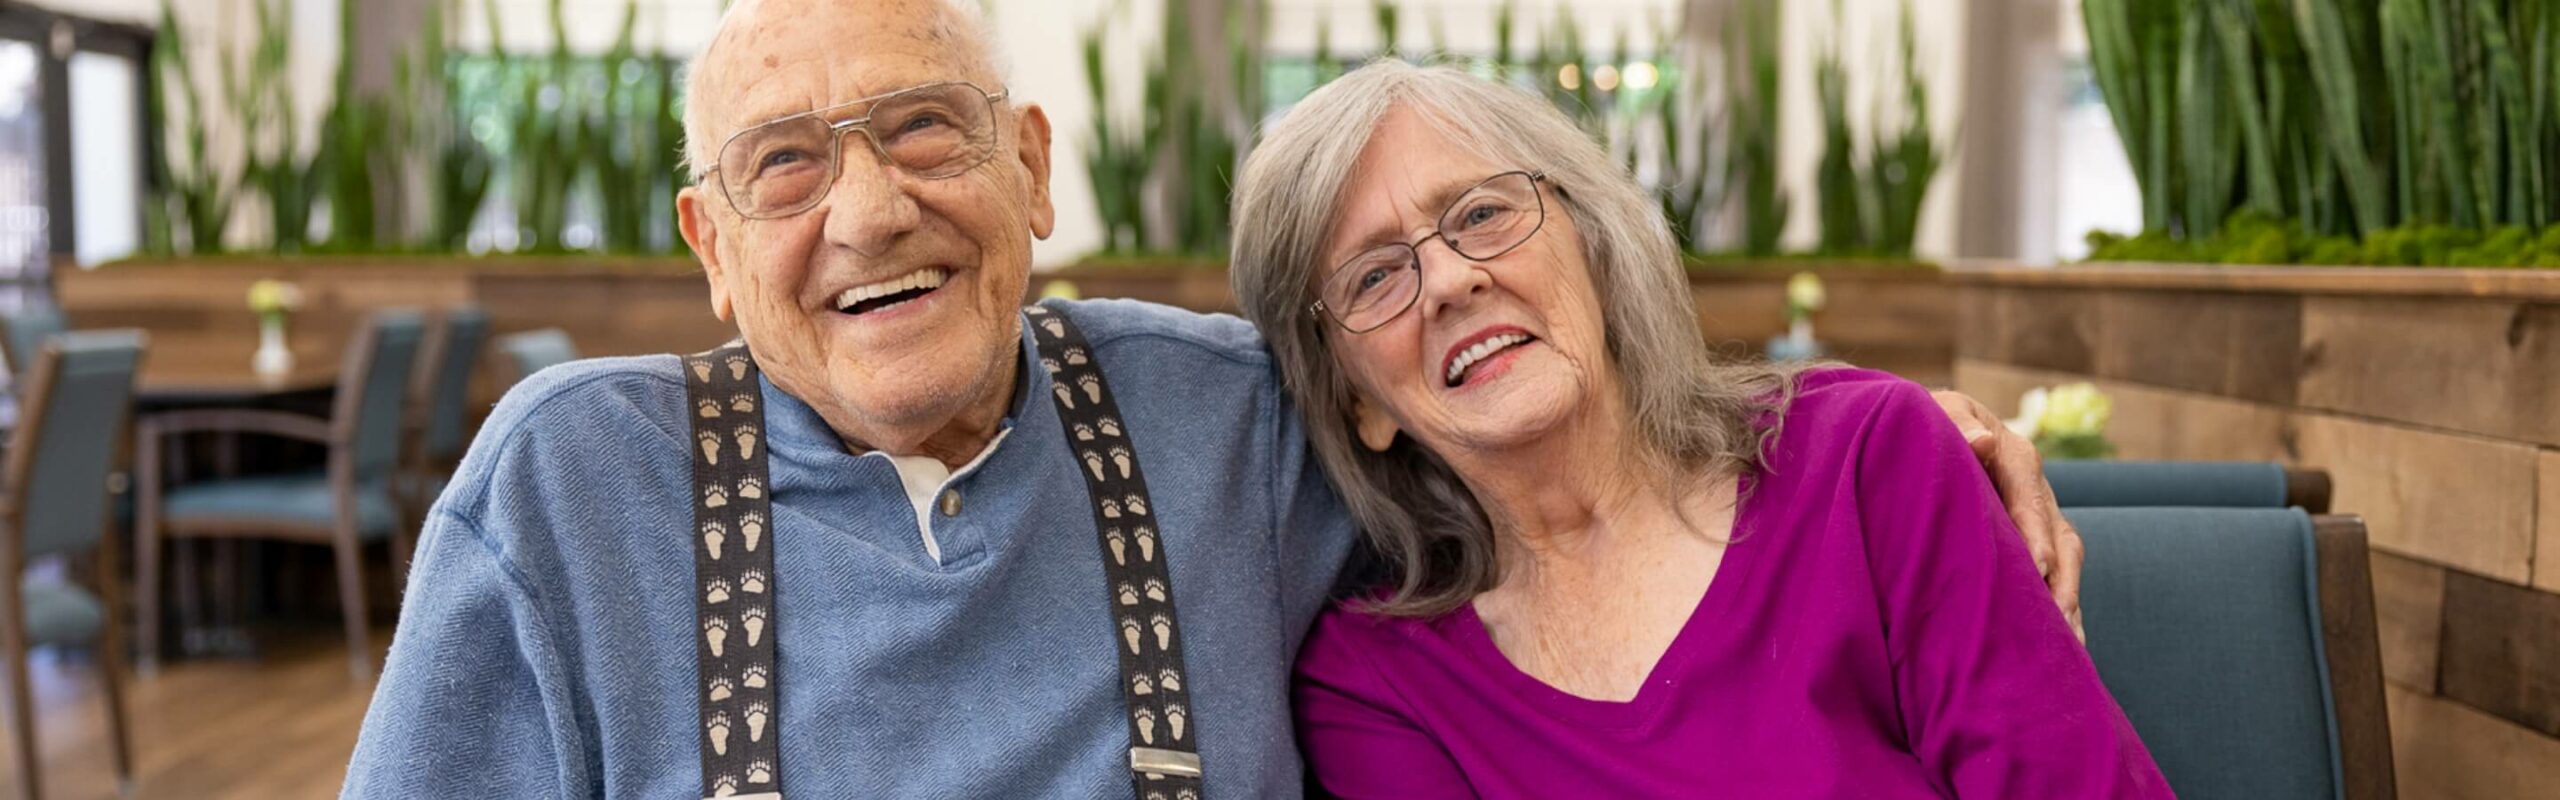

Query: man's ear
left=677, top=185, right=736, bottom=322
left=1015, top=103, right=1056, bottom=239
left=1351, top=394, right=1401, bottom=452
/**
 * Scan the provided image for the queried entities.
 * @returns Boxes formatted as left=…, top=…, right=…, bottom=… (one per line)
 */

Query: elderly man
left=343, top=0, right=2080, bottom=797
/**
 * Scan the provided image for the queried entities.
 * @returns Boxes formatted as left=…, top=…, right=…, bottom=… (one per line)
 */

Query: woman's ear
left=1351, top=395, right=1401, bottom=452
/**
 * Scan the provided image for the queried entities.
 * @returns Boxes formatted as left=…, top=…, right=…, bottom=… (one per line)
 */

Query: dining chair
left=2069, top=506, right=2393, bottom=800
left=2046, top=460, right=2333, bottom=513
left=0, top=331, right=144, bottom=800
left=406, top=307, right=490, bottom=514
left=0, top=307, right=63, bottom=386
left=493, top=328, right=580, bottom=387
left=135, top=310, right=427, bottom=679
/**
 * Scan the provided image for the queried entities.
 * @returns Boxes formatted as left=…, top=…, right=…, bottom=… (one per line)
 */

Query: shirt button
left=939, top=489, right=963, bottom=517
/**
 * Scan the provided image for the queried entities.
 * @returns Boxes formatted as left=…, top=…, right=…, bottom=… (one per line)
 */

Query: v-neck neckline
left=1444, top=472, right=1767, bottom=730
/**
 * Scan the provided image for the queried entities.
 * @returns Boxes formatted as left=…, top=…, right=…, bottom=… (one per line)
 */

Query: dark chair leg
left=1, top=581, right=41, bottom=800
left=333, top=533, right=373, bottom=680
left=94, top=527, right=136, bottom=794
left=132, top=433, right=163, bottom=676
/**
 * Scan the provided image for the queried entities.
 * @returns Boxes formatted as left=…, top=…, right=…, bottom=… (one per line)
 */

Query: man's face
left=678, top=0, right=1054, bottom=453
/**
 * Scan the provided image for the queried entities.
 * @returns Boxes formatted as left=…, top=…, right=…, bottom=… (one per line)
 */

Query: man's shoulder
left=1041, top=298, right=1272, bottom=369
left=486, top=354, right=691, bottom=439
left=440, top=355, right=691, bottom=510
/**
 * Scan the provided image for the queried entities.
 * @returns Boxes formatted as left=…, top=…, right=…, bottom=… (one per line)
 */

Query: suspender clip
left=1128, top=747, right=1203, bottom=779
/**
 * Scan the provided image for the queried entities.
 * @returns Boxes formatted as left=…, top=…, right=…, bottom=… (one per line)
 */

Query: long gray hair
left=1230, top=60, right=1804, bottom=617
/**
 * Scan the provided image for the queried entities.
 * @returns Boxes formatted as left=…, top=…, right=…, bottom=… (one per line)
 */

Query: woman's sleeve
left=1850, top=381, right=2172, bottom=799
left=1292, top=612, right=1476, bottom=800
left=341, top=511, right=584, bottom=798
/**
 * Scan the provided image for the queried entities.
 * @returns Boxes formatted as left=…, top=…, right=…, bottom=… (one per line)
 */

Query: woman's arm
left=1853, top=381, right=2170, bottom=798
left=1293, top=612, right=1476, bottom=800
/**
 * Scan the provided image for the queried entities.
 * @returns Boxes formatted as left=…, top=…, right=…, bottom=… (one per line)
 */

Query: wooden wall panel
left=2438, top=572, right=2560, bottom=738
left=2294, top=416, right=2541, bottom=585
left=2300, top=297, right=2560, bottom=448
left=2387, top=686, right=2560, bottom=800
left=2370, top=552, right=2447, bottom=693
left=2092, top=290, right=2300, bottom=405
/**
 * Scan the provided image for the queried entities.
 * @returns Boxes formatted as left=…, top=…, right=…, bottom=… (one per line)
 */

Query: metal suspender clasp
left=1129, top=747, right=1205, bottom=779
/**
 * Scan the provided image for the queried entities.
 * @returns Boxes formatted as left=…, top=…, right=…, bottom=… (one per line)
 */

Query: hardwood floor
left=0, top=633, right=378, bottom=799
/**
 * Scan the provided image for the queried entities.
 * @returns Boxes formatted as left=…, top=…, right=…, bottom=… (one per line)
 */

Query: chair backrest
left=0, top=306, right=65, bottom=381
left=495, top=328, right=580, bottom=385
left=2047, top=460, right=2331, bottom=512
left=2068, top=507, right=2394, bottom=800
left=335, top=310, right=429, bottom=483
left=417, top=306, right=491, bottom=462
left=2, top=330, right=144, bottom=559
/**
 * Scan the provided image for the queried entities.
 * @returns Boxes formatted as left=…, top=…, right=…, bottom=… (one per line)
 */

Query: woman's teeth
left=835, top=268, right=949, bottom=315
left=1446, top=333, right=1532, bottom=386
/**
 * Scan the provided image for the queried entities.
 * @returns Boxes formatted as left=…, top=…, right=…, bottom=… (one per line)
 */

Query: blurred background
left=0, top=0, right=2551, bottom=796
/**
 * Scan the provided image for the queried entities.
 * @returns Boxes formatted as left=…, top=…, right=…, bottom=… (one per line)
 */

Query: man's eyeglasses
left=701, top=82, right=1009, bottom=220
left=1311, top=170, right=1549, bottom=334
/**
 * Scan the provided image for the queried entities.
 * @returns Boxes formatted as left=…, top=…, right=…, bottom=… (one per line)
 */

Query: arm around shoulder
left=1849, top=381, right=2169, bottom=798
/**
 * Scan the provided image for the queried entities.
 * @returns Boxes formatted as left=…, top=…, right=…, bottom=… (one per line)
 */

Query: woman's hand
left=1931, top=390, right=2086, bottom=642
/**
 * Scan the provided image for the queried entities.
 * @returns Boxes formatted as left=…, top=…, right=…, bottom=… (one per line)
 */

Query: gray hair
left=680, top=0, right=1007, bottom=181
left=1229, top=60, right=1804, bottom=617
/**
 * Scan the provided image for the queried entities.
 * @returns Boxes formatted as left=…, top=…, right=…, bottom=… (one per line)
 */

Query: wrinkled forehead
left=1322, top=107, right=1506, bottom=261
left=698, top=0, right=997, bottom=138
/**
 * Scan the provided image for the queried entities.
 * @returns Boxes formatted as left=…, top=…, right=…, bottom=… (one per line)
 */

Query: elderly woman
left=1230, top=62, right=2168, bottom=798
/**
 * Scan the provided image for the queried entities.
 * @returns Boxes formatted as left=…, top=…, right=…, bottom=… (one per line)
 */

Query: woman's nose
left=1417, top=237, right=1492, bottom=320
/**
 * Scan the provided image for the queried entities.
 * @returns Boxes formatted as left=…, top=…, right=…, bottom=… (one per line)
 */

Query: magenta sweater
left=1294, top=369, right=2170, bottom=798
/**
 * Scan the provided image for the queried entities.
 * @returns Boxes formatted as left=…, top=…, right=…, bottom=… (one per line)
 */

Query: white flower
left=2006, top=387, right=2048, bottom=439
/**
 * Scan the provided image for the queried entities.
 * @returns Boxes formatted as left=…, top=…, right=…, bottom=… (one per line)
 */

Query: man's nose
left=821, top=134, right=923, bottom=256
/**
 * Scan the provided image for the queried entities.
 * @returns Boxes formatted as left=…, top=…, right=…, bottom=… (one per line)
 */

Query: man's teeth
left=835, top=268, right=948, bottom=311
left=1446, top=333, right=1531, bottom=385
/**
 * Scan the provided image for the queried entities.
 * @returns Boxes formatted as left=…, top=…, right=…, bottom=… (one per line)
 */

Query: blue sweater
left=343, top=300, right=1360, bottom=798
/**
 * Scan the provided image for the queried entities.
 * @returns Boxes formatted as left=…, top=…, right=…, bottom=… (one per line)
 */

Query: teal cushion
left=162, top=471, right=400, bottom=539
left=2046, top=460, right=2290, bottom=509
left=2068, top=507, right=2339, bottom=799
left=22, top=581, right=104, bottom=647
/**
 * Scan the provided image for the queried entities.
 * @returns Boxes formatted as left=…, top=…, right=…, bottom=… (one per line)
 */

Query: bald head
left=681, top=0, right=1005, bottom=179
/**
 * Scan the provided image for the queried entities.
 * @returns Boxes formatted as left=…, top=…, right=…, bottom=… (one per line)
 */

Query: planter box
left=1948, top=261, right=2560, bottom=797
left=55, top=257, right=738, bottom=408
left=1051, top=259, right=1958, bottom=387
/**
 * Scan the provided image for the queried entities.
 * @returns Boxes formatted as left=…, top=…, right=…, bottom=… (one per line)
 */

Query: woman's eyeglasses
left=1311, top=170, right=1548, bottom=334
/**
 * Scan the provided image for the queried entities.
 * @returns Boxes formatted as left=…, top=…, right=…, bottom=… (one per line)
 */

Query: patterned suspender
left=685, top=344, right=783, bottom=800
left=680, top=306, right=1205, bottom=800
left=1025, top=305, right=1206, bottom=800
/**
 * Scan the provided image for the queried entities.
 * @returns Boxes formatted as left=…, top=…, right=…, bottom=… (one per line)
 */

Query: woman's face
left=1320, top=107, right=1616, bottom=459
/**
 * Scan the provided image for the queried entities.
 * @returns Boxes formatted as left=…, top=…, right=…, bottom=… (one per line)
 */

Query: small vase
left=253, top=316, right=294, bottom=379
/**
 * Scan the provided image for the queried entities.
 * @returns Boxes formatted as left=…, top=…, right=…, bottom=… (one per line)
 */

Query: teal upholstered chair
left=0, top=331, right=143, bottom=799
left=2047, top=460, right=2332, bottom=513
left=406, top=307, right=490, bottom=512
left=0, top=307, right=63, bottom=386
left=2068, top=507, right=2393, bottom=800
left=135, top=310, right=427, bottom=678
left=494, top=328, right=580, bottom=387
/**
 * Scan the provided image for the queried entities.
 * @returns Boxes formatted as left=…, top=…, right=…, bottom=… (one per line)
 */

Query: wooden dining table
left=134, top=338, right=340, bottom=407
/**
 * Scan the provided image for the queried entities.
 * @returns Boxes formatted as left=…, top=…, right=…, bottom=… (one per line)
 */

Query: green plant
left=1813, top=38, right=1863, bottom=253
left=1866, top=2, right=1944, bottom=255
left=148, top=0, right=234, bottom=255
left=1727, top=0, right=1788, bottom=256
left=2085, top=0, right=2560, bottom=266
